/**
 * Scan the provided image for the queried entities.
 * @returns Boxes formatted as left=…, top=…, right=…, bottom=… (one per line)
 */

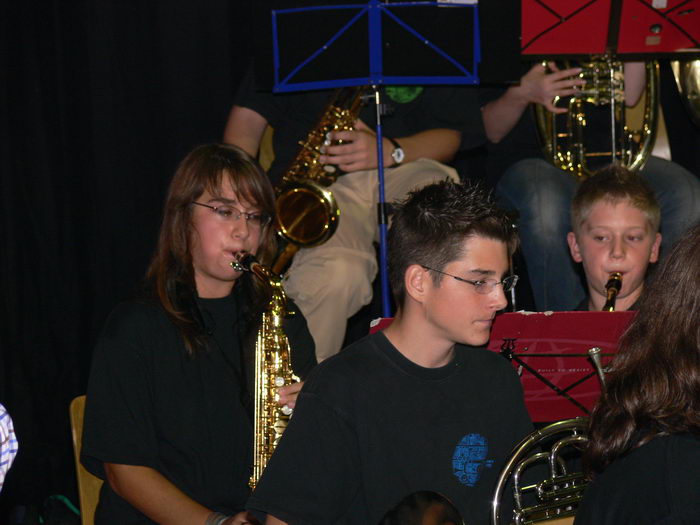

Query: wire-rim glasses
left=422, top=266, right=519, bottom=295
left=192, top=201, right=271, bottom=228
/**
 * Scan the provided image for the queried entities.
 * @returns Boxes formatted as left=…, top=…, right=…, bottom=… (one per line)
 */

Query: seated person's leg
left=285, top=160, right=458, bottom=362
left=496, top=159, right=584, bottom=311
left=382, top=158, right=459, bottom=202
left=638, top=156, right=700, bottom=253
left=284, top=170, right=378, bottom=362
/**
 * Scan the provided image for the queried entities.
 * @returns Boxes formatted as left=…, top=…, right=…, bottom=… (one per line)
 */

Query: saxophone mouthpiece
left=602, top=272, right=623, bottom=312
left=231, top=252, right=258, bottom=272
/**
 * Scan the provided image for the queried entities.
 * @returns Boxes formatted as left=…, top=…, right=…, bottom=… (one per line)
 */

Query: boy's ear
left=649, top=232, right=662, bottom=263
left=567, top=232, right=583, bottom=263
left=405, top=264, right=429, bottom=302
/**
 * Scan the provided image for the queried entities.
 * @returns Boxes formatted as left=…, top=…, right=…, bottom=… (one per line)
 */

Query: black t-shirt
left=235, top=70, right=485, bottom=184
left=247, top=331, right=533, bottom=525
left=477, top=86, right=543, bottom=187
left=81, top=286, right=316, bottom=524
left=575, top=433, right=700, bottom=525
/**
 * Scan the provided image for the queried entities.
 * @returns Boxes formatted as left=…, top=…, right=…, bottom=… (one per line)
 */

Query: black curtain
left=1, top=0, right=254, bottom=518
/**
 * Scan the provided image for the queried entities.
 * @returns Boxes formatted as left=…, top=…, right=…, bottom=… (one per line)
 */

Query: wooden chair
left=69, top=395, right=103, bottom=525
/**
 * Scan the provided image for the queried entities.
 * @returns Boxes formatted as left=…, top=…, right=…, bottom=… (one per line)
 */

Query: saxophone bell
left=602, top=272, right=622, bottom=312
left=272, top=87, right=366, bottom=274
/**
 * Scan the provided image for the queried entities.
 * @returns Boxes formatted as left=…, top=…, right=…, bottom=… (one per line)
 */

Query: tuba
left=232, top=253, right=299, bottom=489
left=273, top=87, right=366, bottom=274
left=671, top=58, right=700, bottom=128
left=535, top=56, right=659, bottom=180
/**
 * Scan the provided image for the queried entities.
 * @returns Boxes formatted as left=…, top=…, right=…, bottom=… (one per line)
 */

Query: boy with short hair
left=566, top=165, right=662, bottom=311
left=247, top=180, right=533, bottom=525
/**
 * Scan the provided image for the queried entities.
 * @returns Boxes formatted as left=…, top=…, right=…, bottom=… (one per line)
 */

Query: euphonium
left=231, top=253, right=299, bottom=489
left=602, top=272, right=622, bottom=312
left=273, top=87, right=366, bottom=273
left=535, top=56, right=659, bottom=180
left=671, top=58, right=700, bottom=128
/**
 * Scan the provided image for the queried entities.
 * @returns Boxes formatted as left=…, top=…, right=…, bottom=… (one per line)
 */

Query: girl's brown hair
left=146, top=143, right=276, bottom=354
left=584, top=222, right=700, bottom=474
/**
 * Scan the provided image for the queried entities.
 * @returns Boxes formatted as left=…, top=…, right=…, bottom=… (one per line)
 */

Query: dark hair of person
left=571, top=164, right=660, bottom=235
left=388, top=179, right=518, bottom=306
left=378, top=491, right=463, bottom=525
left=584, top=222, right=700, bottom=475
left=145, top=143, right=277, bottom=355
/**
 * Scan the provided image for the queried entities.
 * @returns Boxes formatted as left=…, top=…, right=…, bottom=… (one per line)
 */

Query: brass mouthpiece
left=602, top=272, right=622, bottom=312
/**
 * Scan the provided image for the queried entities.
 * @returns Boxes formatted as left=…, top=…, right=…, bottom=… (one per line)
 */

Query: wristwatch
left=387, top=137, right=405, bottom=167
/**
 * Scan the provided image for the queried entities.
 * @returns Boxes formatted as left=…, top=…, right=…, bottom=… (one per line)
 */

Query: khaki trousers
left=284, top=158, right=458, bottom=362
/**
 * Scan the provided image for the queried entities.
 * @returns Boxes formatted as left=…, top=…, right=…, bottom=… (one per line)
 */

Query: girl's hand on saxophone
left=277, top=381, right=305, bottom=409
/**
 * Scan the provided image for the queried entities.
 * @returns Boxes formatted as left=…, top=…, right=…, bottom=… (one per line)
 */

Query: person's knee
left=498, top=164, right=571, bottom=234
left=285, top=253, right=374, bottom=313
left=498, top=159, right=569, bottom=209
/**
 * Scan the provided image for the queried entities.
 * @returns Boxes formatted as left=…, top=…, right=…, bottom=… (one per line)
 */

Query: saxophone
left=231, top=253, right=299, bottom=489
left=602, top=272, right=622, bottom=312
left=273, top=87, right=366, bottom=273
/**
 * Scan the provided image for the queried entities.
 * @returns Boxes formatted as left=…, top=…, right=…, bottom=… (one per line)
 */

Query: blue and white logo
left=452, top=433, right=495, bottom=487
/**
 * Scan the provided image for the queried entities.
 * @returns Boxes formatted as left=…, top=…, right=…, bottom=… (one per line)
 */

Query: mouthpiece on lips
left=602, top=272, right=623, bottom=312
left=231, top=252, right=258, bottom=272
left=605, top=272, right=622, bottom=293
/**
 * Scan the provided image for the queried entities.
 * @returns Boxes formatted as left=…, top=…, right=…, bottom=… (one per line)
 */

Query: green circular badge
left=385, top=86, right=424, bottom=104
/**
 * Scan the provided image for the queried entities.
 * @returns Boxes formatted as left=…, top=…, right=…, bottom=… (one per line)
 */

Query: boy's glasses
left=192, top=202, right=271, bottom=228
left=422, top=266, right=519, bottom=295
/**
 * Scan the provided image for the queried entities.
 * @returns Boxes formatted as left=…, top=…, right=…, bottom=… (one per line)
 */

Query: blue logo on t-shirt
left=452, top=433, right=495, bottom=487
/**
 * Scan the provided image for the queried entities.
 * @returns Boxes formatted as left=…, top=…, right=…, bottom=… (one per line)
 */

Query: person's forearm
left=223, top=105, right=268, bottom=158
left=481, top=86, right=530, bottom=143
left=393, top=128, right=461, bottom=164
left=265, top=515, right=287, bottom=525
left=105, top=463, right=212, bottom=525
left=623, top=61, right=646, bottom=107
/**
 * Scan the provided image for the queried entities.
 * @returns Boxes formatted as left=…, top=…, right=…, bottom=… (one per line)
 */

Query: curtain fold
left=1, top=0, right=253, bottom=516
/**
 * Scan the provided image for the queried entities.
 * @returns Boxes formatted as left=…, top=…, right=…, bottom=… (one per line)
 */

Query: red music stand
left=522, top=0, right=700, bottom=58
left=369, top=317, right=393, bottom=333
left=487, top=311, right=635, bottom=422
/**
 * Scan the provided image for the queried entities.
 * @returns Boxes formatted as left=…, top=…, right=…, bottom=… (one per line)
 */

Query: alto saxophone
left=232, top=253, right=299, bottom=489
left=602, top=272, right=622, bottom=312
left=273, top=87, right=366, bottom=273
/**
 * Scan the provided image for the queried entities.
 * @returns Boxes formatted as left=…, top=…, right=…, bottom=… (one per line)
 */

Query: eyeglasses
left=192, top=202, right=271, bottom=228
left=422, top=266, right=519, bottom=295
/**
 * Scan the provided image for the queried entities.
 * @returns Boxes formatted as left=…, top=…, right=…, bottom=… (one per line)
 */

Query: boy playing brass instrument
left=566, top=165, right=662, bottom=311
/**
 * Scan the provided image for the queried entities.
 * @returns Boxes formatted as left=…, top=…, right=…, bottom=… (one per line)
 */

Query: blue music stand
left=270, top=0, right=482, bottom=317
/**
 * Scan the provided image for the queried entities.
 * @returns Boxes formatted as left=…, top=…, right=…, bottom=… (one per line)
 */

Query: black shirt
left=247, top=331, right=533, bottom=525
left=575, top=434, right=700, bottom=525
left=235, top=70, right=485, bottom=184
left=81, top=287, right=316, bottom=524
